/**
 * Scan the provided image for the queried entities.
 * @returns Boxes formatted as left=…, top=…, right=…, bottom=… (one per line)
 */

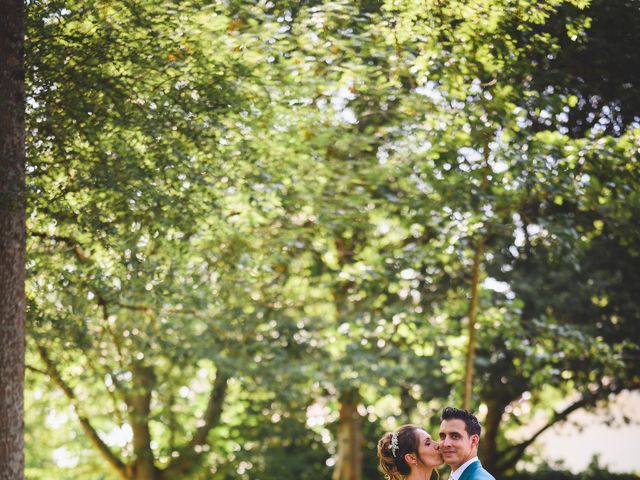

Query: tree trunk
left=127, top=364, right=161, bottom=480
left=479, top=400, right=502, bottom=474
left=463, top=238, right=483, bottom=410
left=332, top=388, right=363, bottom=480
left=0, top=0, right=26, bottom=478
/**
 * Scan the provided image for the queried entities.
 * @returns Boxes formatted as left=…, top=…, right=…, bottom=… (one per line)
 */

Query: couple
left=377, top=407, right=496, bottom=480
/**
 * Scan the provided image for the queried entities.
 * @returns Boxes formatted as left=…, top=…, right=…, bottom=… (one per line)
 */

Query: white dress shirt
left=451, top=456, right=479, bottom=480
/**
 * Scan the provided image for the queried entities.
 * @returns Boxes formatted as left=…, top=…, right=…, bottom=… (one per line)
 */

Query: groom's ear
left=471, top=434, right=480, bottom=449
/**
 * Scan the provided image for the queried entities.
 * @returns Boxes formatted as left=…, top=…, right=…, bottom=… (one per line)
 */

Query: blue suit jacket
left=457, top=460, right=496, bottom=480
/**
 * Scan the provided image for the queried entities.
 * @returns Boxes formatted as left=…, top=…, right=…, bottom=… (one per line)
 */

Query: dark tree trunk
left=0, top=0, right=26, bottom=478
left=479, top=400, right=504, bottom=475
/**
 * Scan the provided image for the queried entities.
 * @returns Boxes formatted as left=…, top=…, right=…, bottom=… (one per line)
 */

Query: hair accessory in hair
left=390, top=431, right=399, bottom=457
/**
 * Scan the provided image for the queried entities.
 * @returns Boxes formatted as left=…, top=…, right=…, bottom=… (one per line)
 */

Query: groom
left=438, top=407, right=496, bottom=480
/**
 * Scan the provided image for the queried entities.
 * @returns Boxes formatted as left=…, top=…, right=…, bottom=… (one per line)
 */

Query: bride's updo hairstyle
left=377, top=424, right=422, bottom=480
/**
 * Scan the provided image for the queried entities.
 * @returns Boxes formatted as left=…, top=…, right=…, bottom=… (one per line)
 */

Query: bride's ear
left=404, top=453, right=417, bottom=466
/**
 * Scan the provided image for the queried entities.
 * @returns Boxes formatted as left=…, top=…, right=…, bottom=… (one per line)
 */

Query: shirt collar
left=451, top=456, right=479, bottom=480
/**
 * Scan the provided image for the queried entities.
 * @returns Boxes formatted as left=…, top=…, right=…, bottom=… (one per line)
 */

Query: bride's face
left=414, top=429, right=444, bottom=468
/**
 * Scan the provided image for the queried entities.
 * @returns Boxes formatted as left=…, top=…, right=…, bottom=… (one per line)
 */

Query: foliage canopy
left=25, top=0, right=639, bottom=479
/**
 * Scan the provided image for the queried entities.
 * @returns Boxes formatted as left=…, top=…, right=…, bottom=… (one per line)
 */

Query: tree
left=22, top=0, right=640, bottom=478
left=527, top=0, right=640, bottom=137
left=25, top=1, right=315, bottom=479
left=475, top=125, right=640, bottom=475
left=381, top=0, right=640, bottom=475
left=249, top=5, right=460, bottom=477
left=0, top=0, right=26, bottom=478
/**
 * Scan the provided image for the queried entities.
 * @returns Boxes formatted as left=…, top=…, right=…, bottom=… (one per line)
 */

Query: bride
left=377, top=424, right=443, bottom=480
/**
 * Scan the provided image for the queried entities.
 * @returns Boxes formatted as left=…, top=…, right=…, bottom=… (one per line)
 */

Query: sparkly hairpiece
left=390, top=431, right=399, bottom=457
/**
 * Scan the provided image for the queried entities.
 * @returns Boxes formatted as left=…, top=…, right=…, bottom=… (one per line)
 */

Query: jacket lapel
left=457, top=460, right=480, bottom=480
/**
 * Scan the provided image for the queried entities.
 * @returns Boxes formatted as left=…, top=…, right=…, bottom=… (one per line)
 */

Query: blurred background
left=24, top=0, right=639, bottom=479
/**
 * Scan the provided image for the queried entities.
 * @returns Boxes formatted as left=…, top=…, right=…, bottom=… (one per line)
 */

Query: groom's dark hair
left=441, top=407, right=482, bottom=437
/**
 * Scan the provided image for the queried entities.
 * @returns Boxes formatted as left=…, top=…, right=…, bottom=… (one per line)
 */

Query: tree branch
left=115, top=301, right=197, bottom=316
left=188, top=371, right=229, bottom=448
left=97, top=299, right=128, bottom=374
left=497, top=382, right=640, bottom=472
left=29, top=231, right=91, bottom=263
left=37, top=345, right=128, bottom=479
left=25, top=364, right=49, bottom=376
left=165, top=370, right=230, bottom=476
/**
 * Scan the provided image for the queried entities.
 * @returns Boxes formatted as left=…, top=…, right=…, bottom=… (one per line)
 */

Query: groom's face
left=438, top=419, right=478, bottom=470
